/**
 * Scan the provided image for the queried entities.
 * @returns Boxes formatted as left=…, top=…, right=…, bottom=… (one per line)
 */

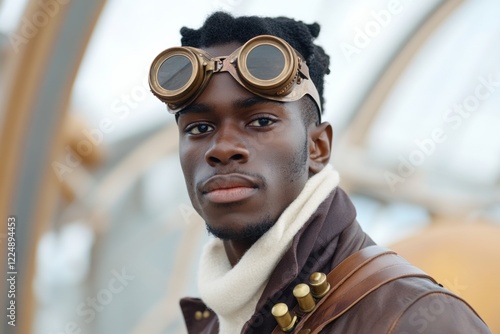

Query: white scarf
left=198, top=164, right=340, bottom=333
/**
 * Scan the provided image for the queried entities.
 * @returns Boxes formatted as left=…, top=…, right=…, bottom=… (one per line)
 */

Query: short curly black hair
left=180, top=11, right=330, bottom=123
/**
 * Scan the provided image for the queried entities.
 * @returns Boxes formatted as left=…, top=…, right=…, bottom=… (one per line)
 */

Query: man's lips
left=201, top=174, right=259, bottom=204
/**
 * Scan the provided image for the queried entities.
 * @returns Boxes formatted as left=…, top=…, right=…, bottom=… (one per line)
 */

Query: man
left=149, top=11, right=490, bottom=334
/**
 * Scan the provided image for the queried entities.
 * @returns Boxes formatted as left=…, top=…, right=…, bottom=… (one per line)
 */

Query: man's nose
left=205, top=123, right=250, bottom=166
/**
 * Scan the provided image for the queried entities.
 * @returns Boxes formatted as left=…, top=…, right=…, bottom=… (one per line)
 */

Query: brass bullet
left=309, top=272, right=330, bottom=298
left=272, top=303, right=297, bottom=332
left=293, top=283, right=316, bottom=313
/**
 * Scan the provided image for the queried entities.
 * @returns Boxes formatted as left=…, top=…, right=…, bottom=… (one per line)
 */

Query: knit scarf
left=197, top=164, right=340, bottom=333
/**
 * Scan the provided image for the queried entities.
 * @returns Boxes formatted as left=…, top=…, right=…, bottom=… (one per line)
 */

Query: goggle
left=148, top=35, right=322, bottom=117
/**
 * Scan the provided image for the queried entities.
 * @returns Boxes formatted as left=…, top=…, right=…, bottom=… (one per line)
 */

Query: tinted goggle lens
left=158, top=55, right=192, bottom=91
left=245, top=44, right=285, bottom=81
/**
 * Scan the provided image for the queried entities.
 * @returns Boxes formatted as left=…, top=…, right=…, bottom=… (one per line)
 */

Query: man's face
left=177, top=42, right=312, bottom=241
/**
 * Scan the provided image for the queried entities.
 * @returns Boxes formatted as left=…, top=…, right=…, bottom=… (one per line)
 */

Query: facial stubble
left=206, top=137, right=309, bottom=241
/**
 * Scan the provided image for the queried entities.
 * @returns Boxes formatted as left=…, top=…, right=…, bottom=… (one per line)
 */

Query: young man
left=149, top=11, right=490, bottom=334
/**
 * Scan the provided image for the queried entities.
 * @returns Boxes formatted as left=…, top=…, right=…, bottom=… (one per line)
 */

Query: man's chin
left=205, top=219, right=274, bottom=242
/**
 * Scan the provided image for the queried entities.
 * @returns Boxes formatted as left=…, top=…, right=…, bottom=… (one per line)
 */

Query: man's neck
left=223, top=239, right=258, bottom=266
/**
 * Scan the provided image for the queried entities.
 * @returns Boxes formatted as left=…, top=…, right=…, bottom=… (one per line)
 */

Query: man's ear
left=308, top=122, right=332, bottom=174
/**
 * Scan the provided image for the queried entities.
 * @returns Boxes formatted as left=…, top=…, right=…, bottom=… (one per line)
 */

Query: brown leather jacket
left=180, top=188, right=491, bottom=333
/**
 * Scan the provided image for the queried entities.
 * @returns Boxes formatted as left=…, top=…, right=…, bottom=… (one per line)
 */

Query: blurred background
left=0, top=0, right=499, bottom=333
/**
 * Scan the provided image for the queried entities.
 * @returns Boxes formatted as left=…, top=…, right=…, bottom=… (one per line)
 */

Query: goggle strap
left=298, top=59, right=312, bottom=80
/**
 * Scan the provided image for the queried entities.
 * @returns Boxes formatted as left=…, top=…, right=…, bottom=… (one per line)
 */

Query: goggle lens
left=158, top=55, right=192, bottom=91
left=246, top=44, right=285, bottom=81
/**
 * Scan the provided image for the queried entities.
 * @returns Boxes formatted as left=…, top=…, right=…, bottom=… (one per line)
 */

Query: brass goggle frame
left=149, top=35, right=322, bottom=116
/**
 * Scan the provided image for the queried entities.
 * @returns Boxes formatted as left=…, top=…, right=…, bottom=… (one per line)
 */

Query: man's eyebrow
left=177, top=103, right=213, bottom=118
left=176, top=97, right=282, bottom=119
left=234, top=96, right=283, bottom=109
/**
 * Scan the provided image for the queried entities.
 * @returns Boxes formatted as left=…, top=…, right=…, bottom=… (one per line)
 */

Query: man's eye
left=186, top=124, right=214, bottom=135
left=248, top=117, right=276, bottom=127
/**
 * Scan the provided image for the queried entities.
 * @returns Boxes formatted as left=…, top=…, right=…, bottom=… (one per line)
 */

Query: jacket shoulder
left=388, top=286, right=491, bottom=334
left=323, top=276, right=490, bottom=333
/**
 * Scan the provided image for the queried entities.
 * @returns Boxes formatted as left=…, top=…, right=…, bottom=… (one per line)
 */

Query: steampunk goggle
left=148, top=35, right=322, bottom=117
